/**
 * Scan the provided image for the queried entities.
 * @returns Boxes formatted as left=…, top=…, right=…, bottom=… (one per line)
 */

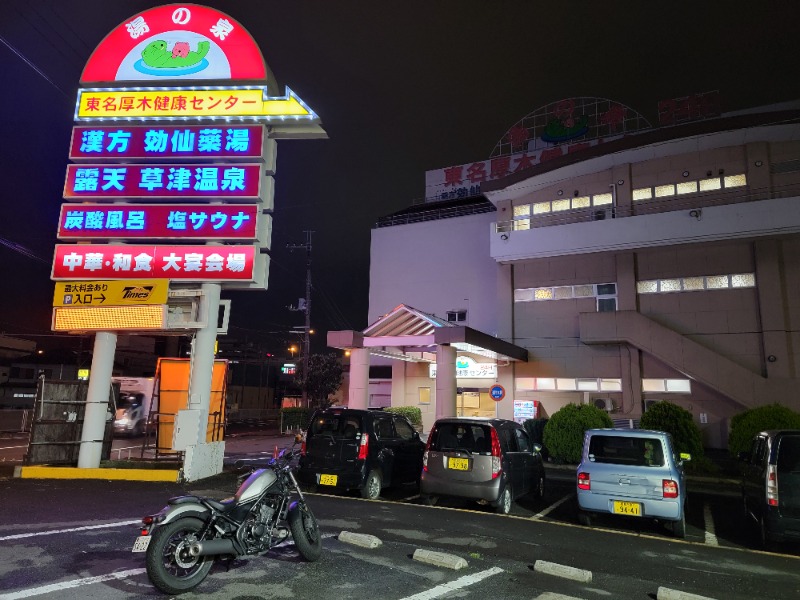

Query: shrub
left=385, top=406, right=422, bottom=427
left=543, top=404, right=612, bottom=464
left=523, top=418, right=549, bottom=459
left=639, top=401, right=704, bottom=459
left=728, top=403, right=800, bottom=457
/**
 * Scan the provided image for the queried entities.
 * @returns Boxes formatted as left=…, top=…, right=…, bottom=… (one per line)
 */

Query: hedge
left=639, top=401, right=704, bottom=459
left=385, top=406, right=422, bottom=427
left=728, top=403, right=800, bottom=456
left=542, top=404, right=612, bottom=464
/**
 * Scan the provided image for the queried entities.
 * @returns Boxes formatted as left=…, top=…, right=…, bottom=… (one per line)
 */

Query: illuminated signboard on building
left=57, top=203, right=260, bottom=240
left=429, top=356, right=498, bottom=379
left=281, top=363, right=297, bottom=375
left=69, top=125, right=265, bottom=161
left=75, top=86, right=316, bottom=122
left=52, top=244, right=257, bottom=281
left=63, top=163, right=264, bottom=200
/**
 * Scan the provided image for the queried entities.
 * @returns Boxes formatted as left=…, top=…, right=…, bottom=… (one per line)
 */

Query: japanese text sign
left=75, top=87, right=315, bottom=122
left=52, top=244, right=257, bottom=281
left=53, top=280, right=169, bottom=307
left=69, top=125, right=264, bottom=161
left=57, top=203, right=259, bottom=240
left=63, top=163, right=264, bottom=201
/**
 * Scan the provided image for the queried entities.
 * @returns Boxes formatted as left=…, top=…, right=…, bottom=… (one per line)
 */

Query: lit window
left=642, top=379, right=666, bottom=392
left=554, top=286, right=574, bottom=300
left=572, top=196, right=591, bottom=209
left=632, top=188, right=652, bottom=201
left=676, top=181, right=698, bottom=195
left=573, top=285, right=594, bottom=297
left=555, top=378, right=576, bottom=390
left=513, top=205, right=530, bottom=217
left=665, top=379, right=691, bottom=393
left=731, top=273, right=756, bottom=288
left=655, top=184, right=675, bottom=197
left=683, top=277, right=704, bottom=290
left=419, top=387, right=431, bottom=405
left=577, top=378, right=599, bottom=391
left=706, top=275, right=729, bottom=289
left=533, top=201, right=551, bottom=214
left=699, top=177, right=721, bottom=191
left=637, top=281, right=658, bottom=294
left=536, top=378, right=556, bottom=390
left=513, top=204, right=530, bottom=230
left=513, top=219, right=530, bottom=231
left=600, top=379, right=622, bottom=391
left=593, top=193, right=612, bottom=206
left=514, top=289, right=534, bottom=302
left=552, top=199, right=571, bottom=212
left=724, top=174, right=747, bottom=188
left=534, top=288, right=554, bottom=300
left=659, top=279, right=682, bottom=292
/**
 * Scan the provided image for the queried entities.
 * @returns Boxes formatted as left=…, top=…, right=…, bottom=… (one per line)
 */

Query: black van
left=297, top=407, right=425, bottom=500
left=740, top=429, right=800, bottom=546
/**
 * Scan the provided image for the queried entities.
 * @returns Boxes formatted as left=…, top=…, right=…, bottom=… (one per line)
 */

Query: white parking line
left=531, top=493, right=575, bottom=519
left=702, top=502, right=718, bottom=546
left=0, top=520, right=141, bottom=541
left=0, top=568, right=146, bottom=600
left=397, top=566, right=503, bottom=600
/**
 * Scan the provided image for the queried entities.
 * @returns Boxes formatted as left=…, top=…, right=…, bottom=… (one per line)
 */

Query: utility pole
left=288, top=230, right=313, bottom=408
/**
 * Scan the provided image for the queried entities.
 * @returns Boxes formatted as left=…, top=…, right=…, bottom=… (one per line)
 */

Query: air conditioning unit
left=593, top=397, right=614, bottom=412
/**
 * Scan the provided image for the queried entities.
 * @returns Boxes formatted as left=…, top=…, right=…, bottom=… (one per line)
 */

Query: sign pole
left=77, top=331, right=117, bottom=468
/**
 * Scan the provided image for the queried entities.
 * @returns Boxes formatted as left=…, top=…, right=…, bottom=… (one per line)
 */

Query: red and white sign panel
left=80, top=4, right=268, bottom=84
left=52, top=244, right=257, bottom=281
left=57, top=203, right=259, bottom=240
left=63, top=164, right=263, bottom=200
left=69, top=125, right=265, bottom=161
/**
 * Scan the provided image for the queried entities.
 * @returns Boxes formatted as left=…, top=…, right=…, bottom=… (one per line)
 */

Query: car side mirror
left=533, top=443, right=543, bottom=454
left=679, top=452, right=692, bottom=462
left=412, top=430, right=420, bottom=440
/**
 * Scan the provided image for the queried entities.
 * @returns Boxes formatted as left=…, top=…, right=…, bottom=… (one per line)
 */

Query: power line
left=0, top=33, right=71, bottom=100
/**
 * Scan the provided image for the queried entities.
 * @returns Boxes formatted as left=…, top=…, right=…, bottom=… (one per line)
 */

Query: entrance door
left=456, top=390, right=496, bottom=418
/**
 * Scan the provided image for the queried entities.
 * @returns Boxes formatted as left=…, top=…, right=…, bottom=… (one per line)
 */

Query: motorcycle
left=132, top=434, right=322, bottom=595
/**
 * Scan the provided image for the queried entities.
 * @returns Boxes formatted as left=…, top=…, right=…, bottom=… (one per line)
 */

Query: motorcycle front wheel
left=288, top=501, right=322, bottom=561
left=145, top=517, right=214, bottom=595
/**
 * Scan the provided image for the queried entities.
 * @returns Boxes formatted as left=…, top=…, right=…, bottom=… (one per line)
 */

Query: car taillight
left=357, top=433, right=369, bottom=460
left=490, top=427, right=502, bottom=479
left=767, top=465, right=779, bottom=506
left=662, top=479, right=679, bottom=498
left=577, top=472, right=590, bottom=490
left=422, top=426, right=435, bottom=472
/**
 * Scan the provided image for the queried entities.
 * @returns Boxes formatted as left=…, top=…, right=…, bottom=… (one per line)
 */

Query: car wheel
left=578, top=511, right=592, bottom=527
left=673, top=511, right=686, bottom=539
left=420, top=495, right=438, bottom=506
left=360, top=470, right=382, bottom=500
left=494, top=486, right=512, bottom=514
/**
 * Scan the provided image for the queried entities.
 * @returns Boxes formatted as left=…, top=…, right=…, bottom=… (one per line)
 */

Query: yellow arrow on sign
left=75, top=86, right=319, bottom=122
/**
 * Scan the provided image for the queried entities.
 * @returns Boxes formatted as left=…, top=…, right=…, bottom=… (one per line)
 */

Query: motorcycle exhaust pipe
left=188, top=539, right=238, bottom=557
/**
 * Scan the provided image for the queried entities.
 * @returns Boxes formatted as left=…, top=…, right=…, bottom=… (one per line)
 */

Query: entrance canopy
left=328, top=304, right=527, bottom=363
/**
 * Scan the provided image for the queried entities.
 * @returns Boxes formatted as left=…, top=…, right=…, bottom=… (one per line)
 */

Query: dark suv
left=419, top=417, right=545, bottom=514
left=297, top=407, right=425, bottom=500
left=740, top=429, right=800, bottom=547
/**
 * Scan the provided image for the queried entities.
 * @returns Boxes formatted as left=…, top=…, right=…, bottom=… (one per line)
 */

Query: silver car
left=420, top=417, right=545, bottom=514
left=576, top=428, right=690, bottom=537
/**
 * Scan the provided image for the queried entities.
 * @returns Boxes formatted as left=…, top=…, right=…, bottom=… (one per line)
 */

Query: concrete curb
left=533, top=560, right=592, bottom=583
left=657, top=586, right=717, bottom=600
left=338, top=531, right=382, bottom=549
left=15, top=465, right=180, bottom=482
left=413, top=548, right=468, bottom=570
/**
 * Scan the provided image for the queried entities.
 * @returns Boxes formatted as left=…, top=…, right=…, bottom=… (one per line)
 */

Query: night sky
left=1, top=1, right=799, bottom=356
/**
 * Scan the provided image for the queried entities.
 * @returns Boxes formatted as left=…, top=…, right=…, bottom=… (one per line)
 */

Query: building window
left=637, top=273, right=755, bottom=294
left=447, top=310, right=467, bottom=322
left=633, top=173, right=746, bottom=201
left=419, top=387, right=431, bottom=405
left=515, top=283, right=617, bottom=312
left=642, top=378, right=691, bottom=393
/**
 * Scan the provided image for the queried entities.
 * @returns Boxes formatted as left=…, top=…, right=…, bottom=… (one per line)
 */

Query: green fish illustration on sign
left=141, top=40, right=210, bottom=68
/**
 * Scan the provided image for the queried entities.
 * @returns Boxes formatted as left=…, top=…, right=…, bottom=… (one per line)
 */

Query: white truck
left=112, top=377, right=156, bottom=437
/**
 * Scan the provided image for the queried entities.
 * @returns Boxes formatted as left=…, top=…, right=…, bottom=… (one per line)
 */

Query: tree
left=296, top=352, right=344, bottom=409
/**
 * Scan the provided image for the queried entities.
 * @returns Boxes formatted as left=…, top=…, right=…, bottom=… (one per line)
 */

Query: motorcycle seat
left=202, top=497, right=238, bottom=512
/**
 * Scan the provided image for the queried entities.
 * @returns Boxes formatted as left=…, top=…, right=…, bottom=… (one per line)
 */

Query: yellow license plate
left=613, top=501, right=641, bottom=516
left=448, top=457, right=469, bottom=471
left=319, top=474, right=338, bottom=486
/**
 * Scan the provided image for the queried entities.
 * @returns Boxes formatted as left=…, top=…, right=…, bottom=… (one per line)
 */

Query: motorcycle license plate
left=319, top=474, right=338, bottom=486
left=448, top=457, right=469, bottom=471
left=612, top=501, right=641, bottom=516
left=132, top=535, right=151, bottom=552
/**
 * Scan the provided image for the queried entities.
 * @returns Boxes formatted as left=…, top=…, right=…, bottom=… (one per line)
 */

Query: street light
left=288, top=345, right=298, bottom=359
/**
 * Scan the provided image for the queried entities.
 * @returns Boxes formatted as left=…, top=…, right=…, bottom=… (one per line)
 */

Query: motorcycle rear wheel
left=145, top=517, right=214, bottom=595
left=288, top=502, right=322, bottom=561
